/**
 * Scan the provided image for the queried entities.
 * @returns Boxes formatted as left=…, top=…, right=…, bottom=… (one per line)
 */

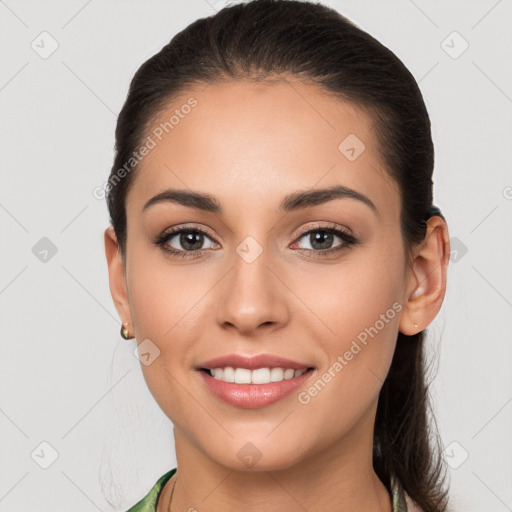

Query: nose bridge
left=215, top=232, right=288, bottom=333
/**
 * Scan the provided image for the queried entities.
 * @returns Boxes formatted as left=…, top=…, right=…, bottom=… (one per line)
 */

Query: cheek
left=296, top=240, right=404, bottom=406
left=125, top=245, right=214, bottom=392
left=125, top=247, right=207, bottom=420
left=126, top=243, right=207, bottom=339
left=300, top=240, right=404, bottom=344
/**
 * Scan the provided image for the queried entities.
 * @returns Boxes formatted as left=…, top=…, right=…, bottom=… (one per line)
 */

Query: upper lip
left=197, top=353, right=313, bottom=371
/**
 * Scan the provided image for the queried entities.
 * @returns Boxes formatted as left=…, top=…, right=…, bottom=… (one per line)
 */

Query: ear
left=104, top=226, right=133, bottom=331
left=399, top=216, right=450, bottom=335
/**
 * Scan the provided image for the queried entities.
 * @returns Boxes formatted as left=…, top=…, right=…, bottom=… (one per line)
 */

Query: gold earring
left=120, top=322, right=130, bottom=340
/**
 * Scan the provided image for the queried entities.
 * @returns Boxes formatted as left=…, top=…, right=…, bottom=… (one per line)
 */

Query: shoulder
left=124, top=468, right=177, bottom=512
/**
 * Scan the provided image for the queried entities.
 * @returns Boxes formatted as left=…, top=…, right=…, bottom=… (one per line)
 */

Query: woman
left=104, top=0, right=451, bottom=510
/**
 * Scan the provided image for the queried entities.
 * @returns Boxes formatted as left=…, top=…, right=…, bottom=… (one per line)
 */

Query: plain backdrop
left=1, top=1, right=511, bottom=511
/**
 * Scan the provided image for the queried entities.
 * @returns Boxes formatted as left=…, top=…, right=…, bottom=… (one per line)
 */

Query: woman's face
left=115, top=76, right=417, bottom=471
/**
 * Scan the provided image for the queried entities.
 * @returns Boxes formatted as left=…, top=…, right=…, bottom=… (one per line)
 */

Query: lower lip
left=198, top=368, right=315, bottom=409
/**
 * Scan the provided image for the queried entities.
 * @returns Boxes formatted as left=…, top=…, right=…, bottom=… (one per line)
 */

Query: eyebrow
left=142, top=185, right=378, bottom=216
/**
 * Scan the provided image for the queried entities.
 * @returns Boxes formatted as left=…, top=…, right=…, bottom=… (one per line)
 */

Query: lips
left=197, top=353, right=314, bottom=371
left=199, top=367, right=315, bottom=408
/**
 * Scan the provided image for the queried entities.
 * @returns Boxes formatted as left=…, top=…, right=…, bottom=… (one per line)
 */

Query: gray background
left=1, top=0, right=511, bottom=511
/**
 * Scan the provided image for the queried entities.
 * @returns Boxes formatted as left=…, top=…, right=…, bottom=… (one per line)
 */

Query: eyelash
left=154, top=223, right=358, bottom=259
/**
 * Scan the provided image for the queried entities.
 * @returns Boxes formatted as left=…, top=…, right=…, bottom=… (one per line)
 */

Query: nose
left=215, top=250, right=290, bottom=336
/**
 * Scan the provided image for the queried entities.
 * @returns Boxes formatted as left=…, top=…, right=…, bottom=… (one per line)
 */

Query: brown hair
left=106, top=1, right=449, bottom=509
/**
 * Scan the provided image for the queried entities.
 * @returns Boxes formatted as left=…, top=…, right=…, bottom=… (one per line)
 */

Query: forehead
left=126, top=76, right=400, bottom=222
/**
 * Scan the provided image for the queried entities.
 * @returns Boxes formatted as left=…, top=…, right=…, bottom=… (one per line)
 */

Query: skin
left=104, top=75, right=450, bottom=512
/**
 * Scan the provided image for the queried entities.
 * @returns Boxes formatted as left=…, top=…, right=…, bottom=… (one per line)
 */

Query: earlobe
left=104, top=227, right=133, bottom=331
left=399, top=216, right=450, bottom=336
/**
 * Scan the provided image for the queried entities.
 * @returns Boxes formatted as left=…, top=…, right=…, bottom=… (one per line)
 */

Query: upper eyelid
left=161, top=225, right=217, bottom=241
left=294, top=222, right=352, bottom=237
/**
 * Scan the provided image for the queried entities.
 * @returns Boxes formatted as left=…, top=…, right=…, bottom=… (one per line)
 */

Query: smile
left=198, top=367, right=316, bottom=409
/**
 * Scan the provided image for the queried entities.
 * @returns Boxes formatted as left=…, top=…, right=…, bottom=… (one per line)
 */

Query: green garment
left=125, top=467, right=410, bottom=511
left=125, top=468, right=176, bottom=512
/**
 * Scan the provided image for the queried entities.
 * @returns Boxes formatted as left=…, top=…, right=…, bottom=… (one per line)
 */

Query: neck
left=159, top=404, right=392, bottom=512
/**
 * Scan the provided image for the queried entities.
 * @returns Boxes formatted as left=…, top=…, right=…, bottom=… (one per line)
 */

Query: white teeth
left=234, top=368, right=252, bottom=384
left=270, top=368, right=284, bottom=382
left=208, top=367, right=309, bottom=384
left=222, top=366, right=235, bottom=382
left=251, top=368, right=271, bottom=384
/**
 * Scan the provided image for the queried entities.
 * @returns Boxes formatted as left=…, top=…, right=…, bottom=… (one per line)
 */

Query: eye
left=291, top=224, right=358, bottom=255
left=154, top=223, right=358, bottom=260
left=154, top=226, right=218, bottom=258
